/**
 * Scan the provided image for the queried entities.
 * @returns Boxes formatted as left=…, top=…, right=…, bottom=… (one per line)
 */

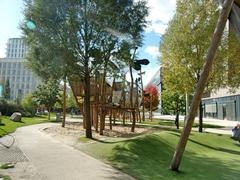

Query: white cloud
left=125, top=65, right=159, bottom=86
left=142, top=66, right=160, bottom=86
left=144, top=0, right=176, bottom=35
left=145, top=46, right=160, bottom=59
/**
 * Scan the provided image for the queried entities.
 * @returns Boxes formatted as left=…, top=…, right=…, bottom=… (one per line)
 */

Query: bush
left=0, top=99, right=28, bottom=116
left=21, top=94, right=37, bottom=116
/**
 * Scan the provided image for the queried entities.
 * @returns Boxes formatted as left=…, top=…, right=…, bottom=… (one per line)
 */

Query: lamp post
left=133, top=59, right=149, bottom=122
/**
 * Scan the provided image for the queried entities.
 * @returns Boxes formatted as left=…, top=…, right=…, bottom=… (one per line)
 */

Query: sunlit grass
left=0, top=115, right=50, bottom=137
left=80, top=131, right=240, bottom=180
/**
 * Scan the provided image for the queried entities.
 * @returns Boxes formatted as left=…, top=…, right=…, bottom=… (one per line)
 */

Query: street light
left=134, top=59, right=149, bottom=122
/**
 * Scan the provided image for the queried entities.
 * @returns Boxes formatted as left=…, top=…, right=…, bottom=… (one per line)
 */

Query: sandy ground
left=43, top=122, right=160, bottom=147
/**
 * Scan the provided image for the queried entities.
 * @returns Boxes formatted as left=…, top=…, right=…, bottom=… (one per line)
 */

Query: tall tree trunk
left=100, top=75, right=106, bottom=135
left=170, top=0, right=234, bottom=171
left=198, top=100, right=203, bottom=132
left=130, top=65, right=136, bottom=132
left=62, top=76, right=67, bottom=127
left=84, top=73, right=92, bottom=138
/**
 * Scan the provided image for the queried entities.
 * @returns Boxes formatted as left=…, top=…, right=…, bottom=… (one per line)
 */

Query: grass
left=141, top=118, right=224, bottom=128
left=0, top=163, right=15, bottom=169
left=78, top=136, right=91, bottom=143
left=0, top=174, right=11, bottom=180
left=80, top=131, right=240, bottom=180
left=0, top=115, right=50, bottom=137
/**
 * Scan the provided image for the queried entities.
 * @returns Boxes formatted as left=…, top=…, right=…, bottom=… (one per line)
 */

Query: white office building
left=0, top=38, right=40, bottom=100
left=6, top=38, right=27, bottom=58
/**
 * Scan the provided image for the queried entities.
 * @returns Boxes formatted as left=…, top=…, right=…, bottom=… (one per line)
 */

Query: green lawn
left=80, top=131, right=240, bottom=180
left=141, top=118, right=224, bottom=128
left=0, top=115, right=50, bottom=137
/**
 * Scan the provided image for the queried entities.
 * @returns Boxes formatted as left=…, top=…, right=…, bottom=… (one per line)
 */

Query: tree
left=170, top=0, right=234, bottom=171
left=22, top=0, right=148, bottom=138
left=33, top=79, right=61, bottom=120
left=3, top=79, right=10, bottom=99
left=143, top=84, right=159, bottom=110
left=161, top=90, right=185, bottom=129
left=160, top=0, right=228, bottom=132
left=21, top=93, right=38, bottom=116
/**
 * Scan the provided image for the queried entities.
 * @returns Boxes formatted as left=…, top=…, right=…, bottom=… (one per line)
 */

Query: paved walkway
left=0, top=123, right=134, bottom=180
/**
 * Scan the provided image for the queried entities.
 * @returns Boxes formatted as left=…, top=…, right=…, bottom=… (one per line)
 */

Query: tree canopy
left=160, top=0, right=229, bottom=95
left=22, top=0, right=149, bottom=137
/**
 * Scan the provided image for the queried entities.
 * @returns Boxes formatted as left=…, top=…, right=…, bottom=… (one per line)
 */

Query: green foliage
left=226, top=28, right=240, bottom=89
left=22, top=0, right=149, bottom=81
left=161, top=90, right=185, bottom=115
left=0, top=99, right=26, bottom=116
left=0, top=174, right=11, bottom=180
left=81, top=131, right=240, bottom=179
left=21, top=94, right=38, bottom=116
left=160, top=0, right=227, bottom=95
left=33, top=79, right=61, bottom=111
left=0, top=163, right=15, bottom=169
left=67, top=91, right=78, bottom=109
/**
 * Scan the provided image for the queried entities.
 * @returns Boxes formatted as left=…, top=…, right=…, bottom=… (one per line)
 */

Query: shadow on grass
left=169, top=132, right=240, bottom=156
left=105, top=133, right=240, bottom=180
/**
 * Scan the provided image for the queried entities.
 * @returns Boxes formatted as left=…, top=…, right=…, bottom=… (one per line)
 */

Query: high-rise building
left=0, top=38, right=40, bottom=100
left=6, top=38, right=27, bottom=58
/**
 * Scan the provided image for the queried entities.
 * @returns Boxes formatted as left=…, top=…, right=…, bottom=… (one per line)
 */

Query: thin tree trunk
left=150, top=94, right=153, bottom=121
left=99, top=75, right=106, bottom=135
left=84, top=72, right=92, bottom=138
left=62, top=76, right=67, bottom=127
left=48, top=107, right=51, bottom=121
left=175, top=101, right=179, bottom=129
left=170, top=0, right=234, bottom=171
left=129, top=65, right=136, bottom=132
left=175, top=110, right=179, bottom=129
left=199, top=100, right=203, bottom=132
left=109, top=109, right=112, bottom=130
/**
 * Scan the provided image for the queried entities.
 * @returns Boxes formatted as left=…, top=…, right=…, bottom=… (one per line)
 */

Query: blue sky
left=0, top=0, right=176, bottom=85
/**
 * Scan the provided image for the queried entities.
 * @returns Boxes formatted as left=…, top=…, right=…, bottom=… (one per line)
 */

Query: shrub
left=0, top=99, right=28, bottom=116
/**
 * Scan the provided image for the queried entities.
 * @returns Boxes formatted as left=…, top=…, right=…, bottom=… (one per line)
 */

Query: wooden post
left=139, top=70, right=145, bottom=121
left=150, top=94, right=153, bottom=121
left=62, top=76, right=67, bottom=127
left=109, top=109, right=112, bottom=130
left=170, top=0, right=234, bottom=171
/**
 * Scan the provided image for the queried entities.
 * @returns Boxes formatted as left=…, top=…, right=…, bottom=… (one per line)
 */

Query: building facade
left=6, top=38, right=27, bottom=58
left=0, top=38, right=40, bottom=100
left=202, top=88, right=240, bottom=121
